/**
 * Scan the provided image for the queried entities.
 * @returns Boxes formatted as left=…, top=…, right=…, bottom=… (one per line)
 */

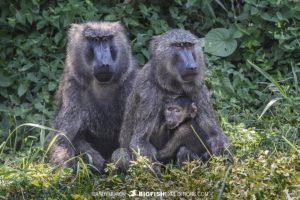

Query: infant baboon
left=157, top=96, right=211, bottom=162
left=47, top=21, right=137, bottom=173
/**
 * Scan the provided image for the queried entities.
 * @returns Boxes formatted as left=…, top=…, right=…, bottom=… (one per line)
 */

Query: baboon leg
left=130, top=136, right=158, bottom=161
left=199, top=152, right=209, bottom=161
left=176, top=146, right=200, bottom=165
left=111, top=148, right=132, bottom=171
left=74, top=139, right=105, bottom=173
left=48, top=135, right=76, bottom=170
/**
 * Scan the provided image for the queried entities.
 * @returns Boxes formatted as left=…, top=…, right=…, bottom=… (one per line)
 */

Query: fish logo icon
left=129, top=190, right=137, bottom=197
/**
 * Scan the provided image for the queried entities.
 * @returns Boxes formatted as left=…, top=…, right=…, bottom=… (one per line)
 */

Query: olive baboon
left=118, top=29, right=231, bottom=162
left=47, top=21, right=137, bottom=172
left=156, top=96, right=211, bottom=162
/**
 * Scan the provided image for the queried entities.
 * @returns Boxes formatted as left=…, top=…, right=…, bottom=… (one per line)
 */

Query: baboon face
left=85, top=32, right=116, bottom=82
left=151, top=29, right=202, bottom=82
left=171, top=42, right=198, bottom=81
left=69, top=22, right=129, bottom=83
left=164, top=97, right=197, bottom=129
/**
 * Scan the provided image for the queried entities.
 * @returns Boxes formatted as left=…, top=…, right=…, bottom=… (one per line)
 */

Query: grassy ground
left=0, top=66, right=299, bottom=200
left=0, top=106, right=299, bottom=199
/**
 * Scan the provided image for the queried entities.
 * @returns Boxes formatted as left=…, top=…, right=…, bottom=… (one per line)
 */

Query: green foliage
left=204, top=28, right=240, bottom=57
left=0, top=0, right=299, bottom=135
left=0, top=0, right=299, bottom=198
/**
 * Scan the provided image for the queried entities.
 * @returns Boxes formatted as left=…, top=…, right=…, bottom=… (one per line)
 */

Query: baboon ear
left=190, top=102, right=197, bottom=118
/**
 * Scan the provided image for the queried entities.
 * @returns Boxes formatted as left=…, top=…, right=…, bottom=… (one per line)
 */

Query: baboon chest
left=83, top=88, right=123, bottom=139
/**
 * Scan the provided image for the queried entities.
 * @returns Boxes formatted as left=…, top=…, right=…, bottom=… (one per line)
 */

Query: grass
left=0, top=110, right=299, bottom=199
left=0, top=66, right=299, bottom=199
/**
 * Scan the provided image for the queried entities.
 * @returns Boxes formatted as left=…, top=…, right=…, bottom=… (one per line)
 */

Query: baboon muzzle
left=93, top=43, right=114, bottom=82
left=178, top=48, right=198, bottom=79
left=180, top=48, right=197, bottom=71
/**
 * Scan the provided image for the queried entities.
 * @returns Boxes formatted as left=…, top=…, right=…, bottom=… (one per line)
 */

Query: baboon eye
left=175, top=108, right=180, bottom=113
left=186, top=42, right=194, bottom=48
left=174, top=43, right=182, bottom=48
left=102, top=36, right=110, bottom=41
left=87, top=37, right=99, bottom=42
left=167, top=107, right=173, bottom=111
left=102, top=35, right=113, bottom=41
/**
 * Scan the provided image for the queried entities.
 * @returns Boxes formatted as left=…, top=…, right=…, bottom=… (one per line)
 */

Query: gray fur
left=47, top=21, right=137, bottom=172
left=118, top=29, right=230, bottom=163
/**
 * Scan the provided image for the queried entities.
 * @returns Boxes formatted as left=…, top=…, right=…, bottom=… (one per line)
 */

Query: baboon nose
left=188, top=63, right=197, bottom=70
left=101, top=64, right=110, bottom=68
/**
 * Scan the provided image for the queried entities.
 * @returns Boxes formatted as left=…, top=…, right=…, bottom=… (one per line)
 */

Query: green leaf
left=258, top=97, right=282, bottom=120
left=21, top=63, right=34, bottom=71
left=18, top=84, right=27, bottom=97
left=104, top=14, right=117, bottom=21
left=54, top=32, right=63, bottom=44
left=204, top=28, right=237, bottom=57
left=139, top=4, right=148, bottom=15
left=16, top=11, right=26, bottom=25
left=36, top=20, right=47, bottom=30
left=141, top=48, right=149, bottom=59
left=169, top=7, right=178, bottom=18
left=0, top=76, right=13, bottom=87
left=247, top=60, right=288, bottom=99
left=26, top=13, right=33, bottom=25
left=7, top=18, right=16, bottom=27
left=229, top=25, right=243, bottom=39
left=48, top=82, right=57, bottom=91
left=221, top=77, right=234, bottom=94
left=261, top=13, right=278, bottom=22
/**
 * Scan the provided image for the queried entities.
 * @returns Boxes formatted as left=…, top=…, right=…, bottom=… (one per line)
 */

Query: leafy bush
left=0, top=0, right=299, bottom=199
left=0, top=0, right=299, bottom=134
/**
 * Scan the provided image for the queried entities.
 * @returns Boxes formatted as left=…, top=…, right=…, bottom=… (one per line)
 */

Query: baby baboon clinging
left=157, top=96, right=211, bottom=162
left=47, top=21, right=137, bottom=172
left=118, top=29, right=231, bottom=163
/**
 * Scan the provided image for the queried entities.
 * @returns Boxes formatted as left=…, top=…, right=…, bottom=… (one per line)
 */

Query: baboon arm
left=120, top=64, right=162, bottom=160
left=47, top=105, right=83, bottom=167
left=129, top=108, right=160, bottom=159
left=128, top=87, right=161, bottom=159
left=119, top=90, right=139, bottom=148
left=195, top=84, right=229, bottom=155
left=49, top=104, right=84, bottom=143
left=157, top=132, right=184, bottom=161
left=195, top=84, right=223, bottom=136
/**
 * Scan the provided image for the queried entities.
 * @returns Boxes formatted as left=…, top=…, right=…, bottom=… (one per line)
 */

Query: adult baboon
left=156, top=96, right=211, bottom=162
left=118, top=29, right=231, bottom=162
left=47, top=21, right=137, bottom=172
